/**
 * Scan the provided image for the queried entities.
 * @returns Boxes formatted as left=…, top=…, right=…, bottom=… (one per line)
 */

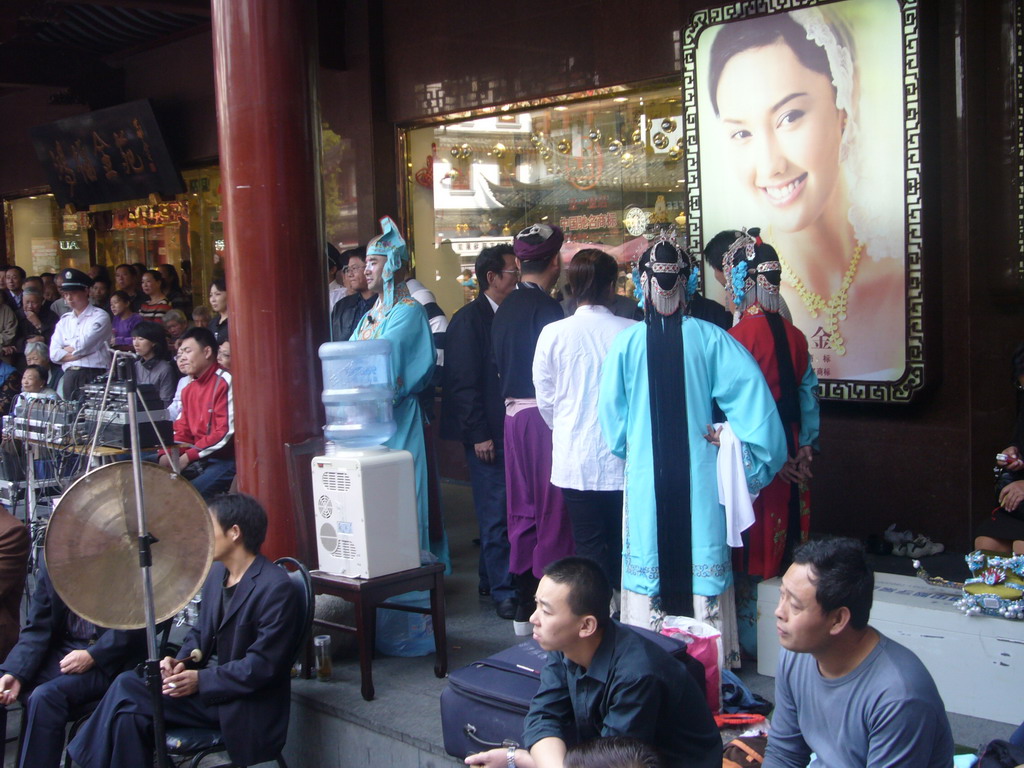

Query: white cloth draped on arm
left=716, top=422, right=759, bottom=548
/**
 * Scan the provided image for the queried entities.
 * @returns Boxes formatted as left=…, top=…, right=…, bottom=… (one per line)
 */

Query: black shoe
left=478, top=585, right=491, bottom=597
left=495, top=598, right=517, bottom=620
left=514, top=599, right=535, bottom=622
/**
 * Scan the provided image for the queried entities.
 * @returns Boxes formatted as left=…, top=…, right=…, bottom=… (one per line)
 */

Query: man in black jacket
left=441, top=244, right=519, bottom=619
left=69, top=494, right=300, bottom=768
left=0, top=561, right=146, bottom=768
left=330, top=246, right=377, bottom=341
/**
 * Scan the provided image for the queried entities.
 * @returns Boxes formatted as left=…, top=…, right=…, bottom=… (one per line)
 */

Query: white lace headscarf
left=790, top=8, right=898, bottom=261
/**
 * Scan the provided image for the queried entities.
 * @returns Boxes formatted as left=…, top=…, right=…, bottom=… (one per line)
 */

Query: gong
left=44, top=462, right=214, bottom=629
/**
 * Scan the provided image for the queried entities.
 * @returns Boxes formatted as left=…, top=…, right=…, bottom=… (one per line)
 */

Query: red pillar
left=210, top=0, right=325, bottom=559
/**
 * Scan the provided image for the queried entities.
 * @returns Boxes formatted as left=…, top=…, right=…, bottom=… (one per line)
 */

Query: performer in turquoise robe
left=598, top=228, right=784, bottom=656
left=600, top=316, right=784, bottom=597
left=353, top=217, right=450, bottom=569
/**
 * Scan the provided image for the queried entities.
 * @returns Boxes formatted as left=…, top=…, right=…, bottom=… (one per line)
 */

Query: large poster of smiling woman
left=687, top=0, right=921, bottom=400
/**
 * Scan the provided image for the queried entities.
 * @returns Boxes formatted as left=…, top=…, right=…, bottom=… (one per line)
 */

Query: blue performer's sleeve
left=705, top=326, right=787, bottom=494
left=387, top=301, right=436, bottom=403
left=797, top=360, right=820, bottom=450
left=598, top=330, right=631, bottom=460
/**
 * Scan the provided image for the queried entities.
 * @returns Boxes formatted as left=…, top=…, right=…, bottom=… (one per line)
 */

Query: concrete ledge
left=285, top=679, right=462, bottom=767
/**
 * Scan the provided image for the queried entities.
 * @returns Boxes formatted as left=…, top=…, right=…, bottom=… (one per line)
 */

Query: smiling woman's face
left=715, top=40, right=845, bottom=235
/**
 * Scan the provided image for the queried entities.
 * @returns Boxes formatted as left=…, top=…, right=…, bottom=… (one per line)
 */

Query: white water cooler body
left=311, top=448, right=420, bottom=579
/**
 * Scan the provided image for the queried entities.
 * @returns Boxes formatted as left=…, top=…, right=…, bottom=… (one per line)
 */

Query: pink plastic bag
left=660, top=618, right=723, bottom=714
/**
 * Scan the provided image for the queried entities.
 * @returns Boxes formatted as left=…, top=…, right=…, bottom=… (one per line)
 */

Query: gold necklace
left=780, top=243, right=863, bottom=356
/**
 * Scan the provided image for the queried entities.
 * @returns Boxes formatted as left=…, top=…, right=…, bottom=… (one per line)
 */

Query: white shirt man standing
left=48, top=268, right=112, bottom=400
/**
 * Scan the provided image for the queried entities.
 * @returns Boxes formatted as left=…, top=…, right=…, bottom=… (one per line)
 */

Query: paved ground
left=2, top=480, right=1013, bottom=765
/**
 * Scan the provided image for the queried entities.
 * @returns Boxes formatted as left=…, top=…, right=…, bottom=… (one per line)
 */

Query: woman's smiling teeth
left=761, top=173, right=808, bottom=204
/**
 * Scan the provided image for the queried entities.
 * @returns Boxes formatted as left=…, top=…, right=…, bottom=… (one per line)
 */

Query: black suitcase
left=440, top=623, right=706, bottom=759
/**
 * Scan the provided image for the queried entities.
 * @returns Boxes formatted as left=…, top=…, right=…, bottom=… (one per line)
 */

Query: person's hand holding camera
left=997, top=446, right=1023, bottom=471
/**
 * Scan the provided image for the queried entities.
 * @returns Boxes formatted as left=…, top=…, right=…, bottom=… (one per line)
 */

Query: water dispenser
left=319, top=340, right=396, bottom=450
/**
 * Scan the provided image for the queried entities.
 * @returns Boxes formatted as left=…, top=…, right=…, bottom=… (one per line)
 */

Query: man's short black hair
left=519, top=251, right=558, bottom=276
left=339, top=246, right=367, bottom=270
left=565, top=736, right=663, bottom=768
left=6, top=266, right=25, bottom=280
left=543, top=557, right=612, bottom=628
left=326, top=242, right=342, bottom=270
left=209, top=493, right=267, bottom=554
left=181, top=326, right=219, bottom=355
left=475, top=244, right=515, bottom=289
left=703, top=230, right=744, bottom=272
left=792, top=537, right=874, bottom=629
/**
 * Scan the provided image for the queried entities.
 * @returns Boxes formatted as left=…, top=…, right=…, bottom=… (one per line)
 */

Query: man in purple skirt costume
left=491, top=224, right=575, bottom=634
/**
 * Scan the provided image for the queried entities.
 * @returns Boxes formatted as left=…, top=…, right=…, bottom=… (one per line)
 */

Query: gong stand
left=118, top=353, right=171, bottom=768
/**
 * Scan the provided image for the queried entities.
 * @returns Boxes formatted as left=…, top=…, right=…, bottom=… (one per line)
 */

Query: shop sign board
left=30, top=99, right=184, bottom=210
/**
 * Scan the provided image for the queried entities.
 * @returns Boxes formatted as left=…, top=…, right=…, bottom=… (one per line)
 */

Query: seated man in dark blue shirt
left=465, top=557, right=720, bottom=768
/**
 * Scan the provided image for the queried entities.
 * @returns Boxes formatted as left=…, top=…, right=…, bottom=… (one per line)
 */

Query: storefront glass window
left=3, top=166, right=223, bottom=309
left=403, top=81, right=686, bottom=313
left=3, top=195, right=87, bottom=274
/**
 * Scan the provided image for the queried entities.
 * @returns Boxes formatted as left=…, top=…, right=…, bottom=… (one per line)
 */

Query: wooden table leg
left=431, top=573, right=448, bottom=678
left=355, top=597, right=376, bottom=701
left=302, top=630, right=315, bottom=679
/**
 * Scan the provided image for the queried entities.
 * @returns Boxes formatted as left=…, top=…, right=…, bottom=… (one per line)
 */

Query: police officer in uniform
left=48, top=268, right=112, bottom=400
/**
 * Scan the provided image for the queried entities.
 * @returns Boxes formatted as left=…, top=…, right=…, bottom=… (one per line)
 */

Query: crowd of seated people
left=0, top=263, right=233, bottom=503
left=0, top=262, right=222, bottom=410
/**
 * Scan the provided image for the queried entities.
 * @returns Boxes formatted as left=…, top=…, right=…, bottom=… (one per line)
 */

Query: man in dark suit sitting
left=0, top=558, right=145, bottom=768
left=69, top=494, right=299, bottom=768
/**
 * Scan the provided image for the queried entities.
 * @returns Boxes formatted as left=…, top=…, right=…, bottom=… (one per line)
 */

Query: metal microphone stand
left=116, top=352, right=171, bottom=768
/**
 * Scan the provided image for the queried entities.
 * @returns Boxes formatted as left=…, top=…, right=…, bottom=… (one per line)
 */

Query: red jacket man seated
left=158, top=326, right=234, bottom=499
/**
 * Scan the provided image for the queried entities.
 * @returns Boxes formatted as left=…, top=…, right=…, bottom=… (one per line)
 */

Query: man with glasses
left=326, top=243, right=346, bottom=312
left=441, top=245, right=519, bottom=619
left=329, top=246, right=376, bottom=342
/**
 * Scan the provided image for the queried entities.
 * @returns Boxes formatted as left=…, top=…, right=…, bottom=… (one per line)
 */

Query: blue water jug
left=319, top=340, right=396, bottom=449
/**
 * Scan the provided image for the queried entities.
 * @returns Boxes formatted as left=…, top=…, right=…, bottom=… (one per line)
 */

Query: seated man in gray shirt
left=465, top=557, right=720, bottom=768
left=765, top=538, right=953, bottom=768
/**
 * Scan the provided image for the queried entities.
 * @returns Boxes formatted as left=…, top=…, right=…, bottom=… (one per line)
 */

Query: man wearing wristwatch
left=464, top=557, right=721, bottom=768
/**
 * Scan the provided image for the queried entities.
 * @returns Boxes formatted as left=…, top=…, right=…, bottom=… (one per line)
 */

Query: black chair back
left=283, top=436, right=326, bottom=568
left=273, top=556, right=315, bottom=664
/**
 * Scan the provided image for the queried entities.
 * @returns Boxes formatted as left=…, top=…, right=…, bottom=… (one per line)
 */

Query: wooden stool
left=304, top=563, right=448, bottom=700
left=285, top=436, right=449, bottom=701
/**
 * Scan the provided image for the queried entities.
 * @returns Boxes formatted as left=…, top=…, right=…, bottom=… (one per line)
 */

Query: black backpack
left=978, top=739, right=1024, bottom=768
